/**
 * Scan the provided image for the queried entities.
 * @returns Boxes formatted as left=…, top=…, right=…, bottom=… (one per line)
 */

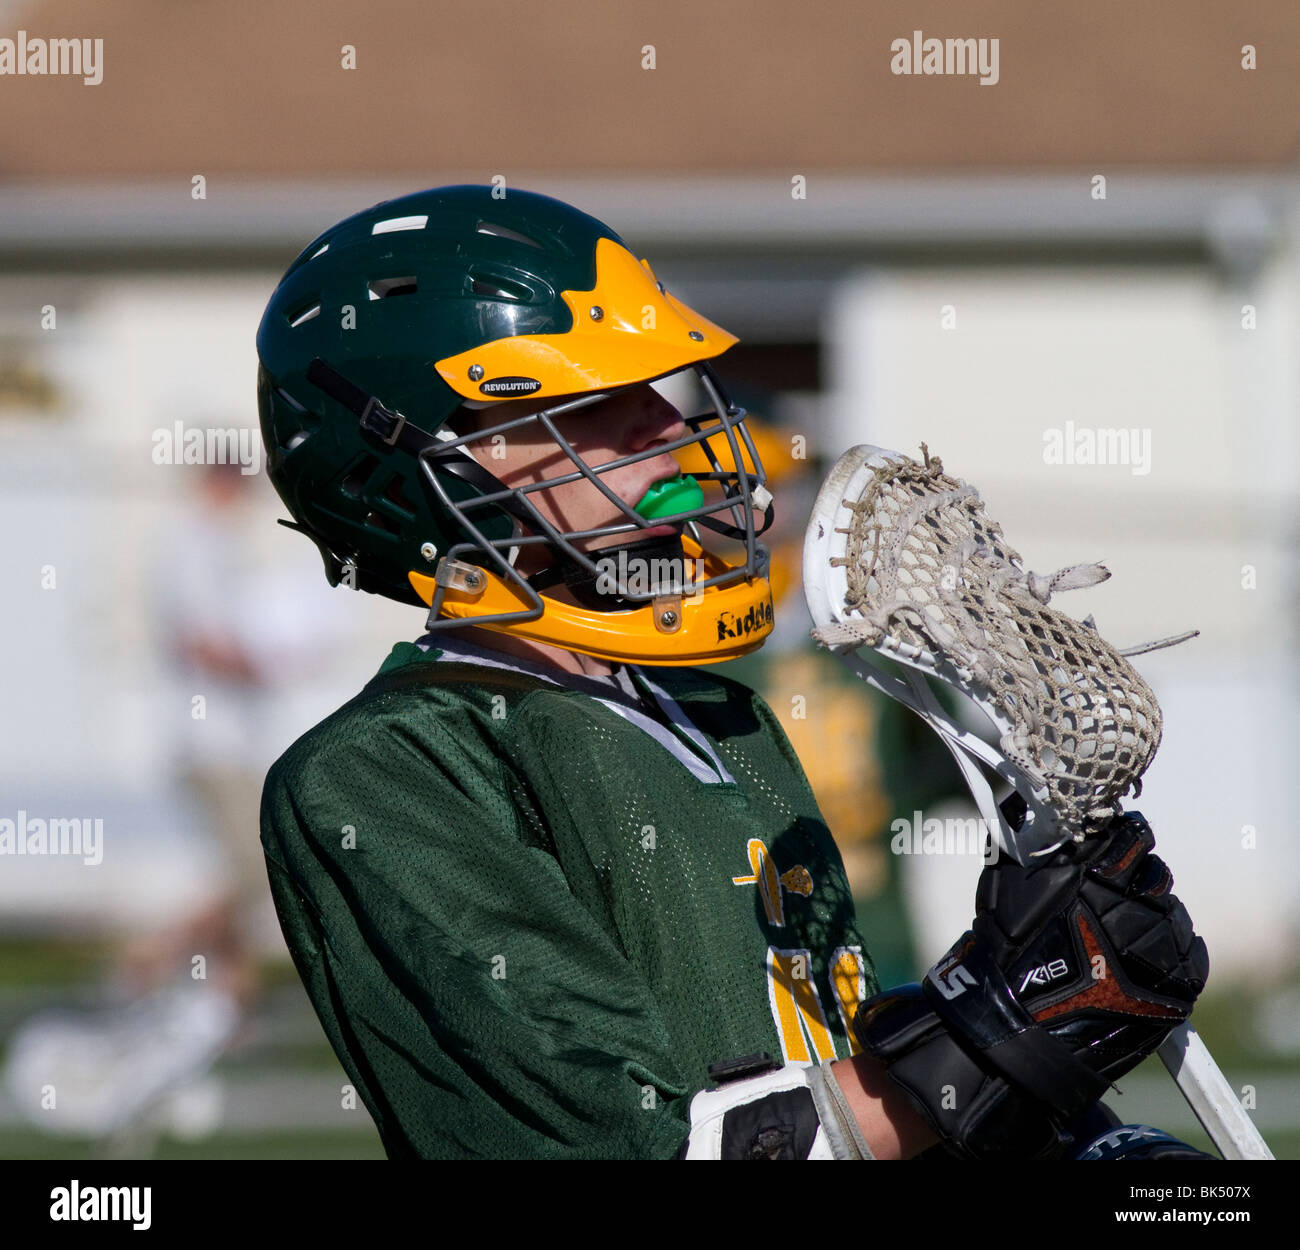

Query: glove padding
left=1074, top=1123, right=1217, bottom=1161
left=854, top=811, right=1209, bottom=1159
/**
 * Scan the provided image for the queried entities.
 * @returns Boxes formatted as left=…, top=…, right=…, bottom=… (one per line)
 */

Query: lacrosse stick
left=803, top=442, right=1272, bottom=1161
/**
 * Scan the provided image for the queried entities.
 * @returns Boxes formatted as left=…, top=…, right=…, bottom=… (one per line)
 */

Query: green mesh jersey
left=259, top=637, right=879, bottom=1159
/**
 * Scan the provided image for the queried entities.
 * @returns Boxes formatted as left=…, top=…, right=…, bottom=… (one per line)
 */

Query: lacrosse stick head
left=804, top=444, right=1165, bottom=860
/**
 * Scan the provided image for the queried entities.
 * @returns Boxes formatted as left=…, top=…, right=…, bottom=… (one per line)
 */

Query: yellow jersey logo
left=731, top=837, right=813, bottom=927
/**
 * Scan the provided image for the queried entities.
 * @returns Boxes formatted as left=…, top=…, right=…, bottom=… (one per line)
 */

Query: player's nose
left=621, top=385, right=687, bottom=455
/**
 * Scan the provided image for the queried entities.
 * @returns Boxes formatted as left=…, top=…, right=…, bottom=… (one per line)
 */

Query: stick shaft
left=1158, top=1022, right=1273, bottom=1159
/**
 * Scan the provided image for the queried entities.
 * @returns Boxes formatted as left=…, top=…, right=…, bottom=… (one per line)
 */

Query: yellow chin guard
left=407, top=538, right=774, bottom=666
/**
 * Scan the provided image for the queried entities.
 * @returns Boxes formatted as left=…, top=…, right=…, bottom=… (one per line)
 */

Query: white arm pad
left=683, top=1062, right=874, bottom=1160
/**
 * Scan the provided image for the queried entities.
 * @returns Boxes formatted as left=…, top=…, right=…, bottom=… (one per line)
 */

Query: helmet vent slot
left=372, top=214, right=428, bottom=235
left=475, top=220, right=543, bottom=249
left=287, top=300, right=321, bottom=328
left=364, top=510, right=400, bottom=535
left=340, top=454, right=380, bottom=499
left=469, top=271, right=530, bottom=302
left=274, top=386, right=307, bottom=414
left=383, top=474, right=418, bottom=517
left=368, top=275, right=419, bottom=301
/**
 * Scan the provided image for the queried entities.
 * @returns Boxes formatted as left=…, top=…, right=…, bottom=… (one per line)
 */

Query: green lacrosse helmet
left=256, top=185, right=775, bottom=664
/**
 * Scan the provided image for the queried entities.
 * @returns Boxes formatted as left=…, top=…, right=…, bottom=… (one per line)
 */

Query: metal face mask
left=413, top=361, right=776, bottom=665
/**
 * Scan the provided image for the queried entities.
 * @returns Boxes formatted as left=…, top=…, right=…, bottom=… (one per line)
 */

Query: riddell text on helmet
left=715, top=601, right=774, bottom=643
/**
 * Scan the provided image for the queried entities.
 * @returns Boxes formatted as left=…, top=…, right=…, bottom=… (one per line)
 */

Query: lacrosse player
left=256, top=186, right=1210, bottom=1159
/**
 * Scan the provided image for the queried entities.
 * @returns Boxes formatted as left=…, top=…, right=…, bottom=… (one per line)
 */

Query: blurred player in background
left=5, top=460, right=345, bottom=1145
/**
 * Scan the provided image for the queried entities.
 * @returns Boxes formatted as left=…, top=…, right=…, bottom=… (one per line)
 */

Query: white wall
left=0, top=274, right=419, bottom=929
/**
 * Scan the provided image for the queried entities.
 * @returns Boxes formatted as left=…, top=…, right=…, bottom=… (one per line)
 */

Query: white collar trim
left=413, top=634, right=733, bottom=785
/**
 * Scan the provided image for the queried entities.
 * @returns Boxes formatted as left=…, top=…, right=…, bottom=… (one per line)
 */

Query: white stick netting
left=811, top=446, right=1165, bottom=837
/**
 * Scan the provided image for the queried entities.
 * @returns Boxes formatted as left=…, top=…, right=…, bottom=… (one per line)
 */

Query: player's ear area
left=443, top=402, right=516, bottom=466
left=442, top=396, right=570, bottom=474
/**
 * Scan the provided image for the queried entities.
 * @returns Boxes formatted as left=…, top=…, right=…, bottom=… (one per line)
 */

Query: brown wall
left=1, top=0, right=1296, bottom=179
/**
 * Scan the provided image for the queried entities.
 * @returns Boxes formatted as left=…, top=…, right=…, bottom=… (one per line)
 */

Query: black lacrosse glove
left=1073, top=1123, right=1216, bottom=1161
left=854, top=811, right=1209, bottom=1160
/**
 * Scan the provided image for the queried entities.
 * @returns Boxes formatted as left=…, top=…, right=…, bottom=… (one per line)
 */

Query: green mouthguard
left=633, top=474, right=704, bottom=521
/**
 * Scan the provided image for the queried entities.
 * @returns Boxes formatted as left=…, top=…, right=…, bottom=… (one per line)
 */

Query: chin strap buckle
left=359, top=396, right=407, bottom=447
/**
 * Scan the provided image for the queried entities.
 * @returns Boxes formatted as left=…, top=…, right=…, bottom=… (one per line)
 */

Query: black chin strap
left=305, top=357, right=535, bottom=531
left=305, top=358, right=439, bottom=457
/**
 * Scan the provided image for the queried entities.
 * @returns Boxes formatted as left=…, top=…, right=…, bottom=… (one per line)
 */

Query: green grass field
left=1, top=936, right=1294, bottom=1160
